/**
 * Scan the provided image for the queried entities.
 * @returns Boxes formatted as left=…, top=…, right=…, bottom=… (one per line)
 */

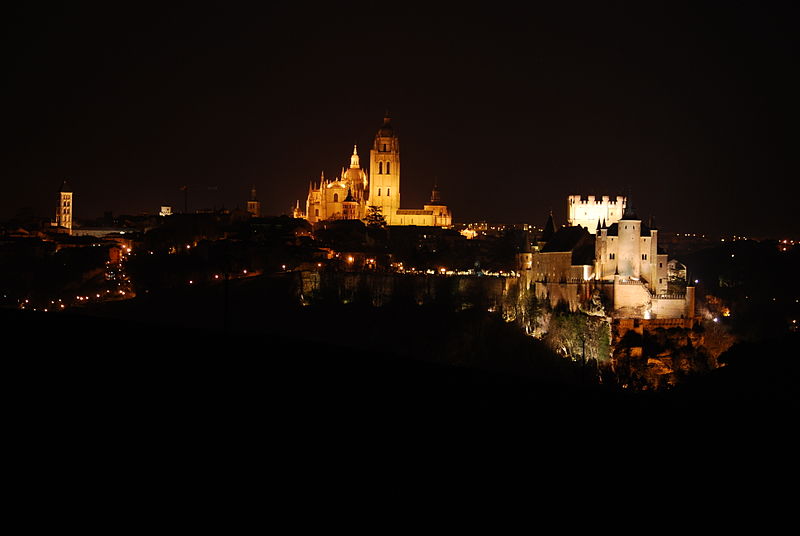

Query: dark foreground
left=6, top=306, right=798, bottom=432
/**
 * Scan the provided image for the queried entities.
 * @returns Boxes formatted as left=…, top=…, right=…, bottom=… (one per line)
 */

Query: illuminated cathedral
left=293, top=115, right=452, bottom=227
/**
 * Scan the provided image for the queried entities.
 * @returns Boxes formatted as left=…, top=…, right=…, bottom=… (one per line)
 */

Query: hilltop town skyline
left=3, top=4, right=797, bottom=238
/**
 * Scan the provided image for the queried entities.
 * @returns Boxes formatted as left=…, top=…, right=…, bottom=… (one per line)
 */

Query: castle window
left=387, top=188, right=390, bottom=196
left=315, top=209, right=319, bottom=217
left=378, top=162, right=383, bottom=174
left=386, top=162, right=391, bottom=174
left=383, top=144, right=387, bottom=151
left=378, top=188, right=381, bottom=196
left=659, top=262, right=663, bottom=268
left=642, top=254, right=647, bottom=260
left=609, top=253, right=615, bottom=260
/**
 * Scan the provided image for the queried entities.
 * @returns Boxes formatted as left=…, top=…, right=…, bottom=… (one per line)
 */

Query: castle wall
left=532, top=252, right=585, bottom=283
left=651, top=297, right=688, bottom=318
left=613, top=279, right=651, bottom=316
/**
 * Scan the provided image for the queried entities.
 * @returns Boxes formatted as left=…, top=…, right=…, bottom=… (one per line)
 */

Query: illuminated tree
left=365, top=205, right=387, bottom=228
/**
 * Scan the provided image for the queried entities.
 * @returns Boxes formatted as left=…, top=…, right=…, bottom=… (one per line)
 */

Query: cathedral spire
left=350, top=145, right=360, bottom=168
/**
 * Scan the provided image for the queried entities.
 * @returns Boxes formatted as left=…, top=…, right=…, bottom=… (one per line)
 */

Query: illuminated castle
left=527, top=196, right=695, bottom=320
left=294, top=115, right=452, bottom=227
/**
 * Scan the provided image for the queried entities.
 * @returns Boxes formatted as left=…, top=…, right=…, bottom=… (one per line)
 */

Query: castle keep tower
left=53, top=180, right=73, bottom=233
left=368, top=114, right=401, bottom=225
left=616, top=201, right=641, bottom=279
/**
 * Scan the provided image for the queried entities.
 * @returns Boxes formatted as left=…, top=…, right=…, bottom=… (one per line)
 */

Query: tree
left=365, top=205, right=387, bottom=228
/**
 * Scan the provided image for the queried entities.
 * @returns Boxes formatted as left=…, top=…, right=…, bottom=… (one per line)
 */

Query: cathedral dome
left=343, top=167, right=366, bottom=183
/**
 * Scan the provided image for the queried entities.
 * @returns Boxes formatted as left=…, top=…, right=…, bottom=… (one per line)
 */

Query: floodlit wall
left=567, top=195, right=626, bottom=233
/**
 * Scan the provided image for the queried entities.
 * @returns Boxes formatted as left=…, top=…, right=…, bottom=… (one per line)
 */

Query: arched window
left=333, top=193, right=339, bottom=203
left=378, top=188, right=381, bottom=196
left=378, top=162, right=383, bottom=174
left=386, top=162, right=391, bottom=174
left=387, top=188, right=390, bottom=196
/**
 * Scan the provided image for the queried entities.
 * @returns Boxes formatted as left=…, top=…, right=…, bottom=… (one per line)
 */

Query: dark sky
left=3, top=3, right=798, bottom=237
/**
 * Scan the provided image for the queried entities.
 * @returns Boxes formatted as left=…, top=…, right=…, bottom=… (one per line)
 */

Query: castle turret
left=541, top=212, right=556, bottom=243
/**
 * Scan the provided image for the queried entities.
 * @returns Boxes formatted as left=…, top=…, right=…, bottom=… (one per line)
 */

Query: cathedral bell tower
left=368, top=113, right=400, bottom=225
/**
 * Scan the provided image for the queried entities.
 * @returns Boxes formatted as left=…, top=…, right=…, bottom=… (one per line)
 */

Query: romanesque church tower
left=368, top=114, right=401, bottom=224
left=53, top=180, right=73, bottom=233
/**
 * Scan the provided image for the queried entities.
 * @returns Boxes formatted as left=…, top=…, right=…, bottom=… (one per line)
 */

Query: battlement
left=568, top=194, right=626, bottom=205
left=567, top=194, right=628, bottom=233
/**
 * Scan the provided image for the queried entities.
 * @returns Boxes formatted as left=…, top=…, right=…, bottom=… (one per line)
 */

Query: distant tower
left=368, top=113, right=401, bottom=225
left=53, top=180, right=73, bottom=233
left=430, top=181, right=441, bottom=204
left=247, top=185, right=261, bottom=217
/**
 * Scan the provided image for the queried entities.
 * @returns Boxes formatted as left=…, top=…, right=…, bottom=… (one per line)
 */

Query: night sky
left=3, top=3, right=798, bottom=237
